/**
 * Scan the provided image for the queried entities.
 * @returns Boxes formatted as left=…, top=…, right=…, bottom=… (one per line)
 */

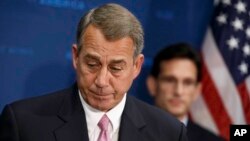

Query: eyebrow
left=110, top=59, right=126, bottom=65
left=84, top=53, right=126, bottom=65
left=84, top=54, right=100, bottom=61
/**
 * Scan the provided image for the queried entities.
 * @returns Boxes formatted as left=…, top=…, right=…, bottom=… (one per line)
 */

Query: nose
left=95, top=67, right=109, bottom=88
left=174, top=82, right=184, bottom=96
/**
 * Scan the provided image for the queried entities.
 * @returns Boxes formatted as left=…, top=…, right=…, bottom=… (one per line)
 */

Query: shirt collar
left=180, top=115, right=188, bottom=126
left=78, top=90, right=126, bottom=135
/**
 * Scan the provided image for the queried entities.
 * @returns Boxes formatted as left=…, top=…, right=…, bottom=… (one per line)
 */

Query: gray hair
left=76, top=3, right=144, bottom=57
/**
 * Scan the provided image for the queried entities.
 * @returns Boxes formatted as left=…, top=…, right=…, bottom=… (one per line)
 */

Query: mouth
left=169, top=99, right=183, bottom=106
left=89, top=89, right=114, bottom=97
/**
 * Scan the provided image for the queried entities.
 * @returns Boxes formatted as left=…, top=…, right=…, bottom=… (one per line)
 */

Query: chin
left=97, top=103, right=114, bottom=111
left=168, top=108, right=184, bottom=115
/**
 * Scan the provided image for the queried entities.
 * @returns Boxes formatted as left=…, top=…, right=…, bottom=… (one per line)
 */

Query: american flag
left=190, top=0, right=250, bottom=140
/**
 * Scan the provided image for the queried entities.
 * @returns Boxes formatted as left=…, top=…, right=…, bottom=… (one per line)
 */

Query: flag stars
left=246, top=27, right=250, bottom=38
left=222, top=0, right=231, bottom=6
left=238, top=61, right=248, bottom=75
left=214, top=0, right=220, bottom=6
left=243, top=44, right=250, bottom=57
left=234, top=1, right=247, bottom=13
left=216, top=13, right=227, bottom=25
left=227, top=36, right=239, bottom=50
left=231, top=18, right=244, bottom=31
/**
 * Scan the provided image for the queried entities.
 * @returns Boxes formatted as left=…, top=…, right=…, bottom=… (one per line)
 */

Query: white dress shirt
left=78, top=91, right=126, bottom=141
left=180, top=115, right=188, bottom=126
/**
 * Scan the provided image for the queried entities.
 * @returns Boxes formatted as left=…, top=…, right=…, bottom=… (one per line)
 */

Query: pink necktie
left=97, top=114, right=110, bottom=141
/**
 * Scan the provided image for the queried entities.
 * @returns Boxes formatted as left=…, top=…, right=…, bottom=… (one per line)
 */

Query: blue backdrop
left=0, top=0, right=214, bottom=111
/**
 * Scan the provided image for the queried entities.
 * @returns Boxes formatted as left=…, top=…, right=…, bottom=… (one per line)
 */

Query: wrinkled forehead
left=80, top=25, right=134, bottom=45
left=79, top=25, right=137, bottom=57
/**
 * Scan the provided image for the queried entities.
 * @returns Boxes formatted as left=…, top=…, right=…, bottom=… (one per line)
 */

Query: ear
left=193, top=82, right=202, bottom=101
left=133, top=54, right=144, bottom=79
left=72, top=44, right=79, bottom=70
left=146, top=76, right=157, bottom=97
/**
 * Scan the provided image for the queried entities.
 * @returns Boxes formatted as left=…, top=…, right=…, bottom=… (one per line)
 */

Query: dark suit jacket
left=187, top=120, right=224, bottom=141
left=0, top=84, right=187, bottom=141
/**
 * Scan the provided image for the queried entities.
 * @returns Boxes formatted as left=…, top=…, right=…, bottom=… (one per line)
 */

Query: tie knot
left=98, top=114, right=109, bottom=131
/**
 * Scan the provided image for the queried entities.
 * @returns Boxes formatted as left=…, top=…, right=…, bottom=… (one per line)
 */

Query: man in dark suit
left=0, top=3, right=187, bottom=141
left=147, top=43, right=224, bottom=141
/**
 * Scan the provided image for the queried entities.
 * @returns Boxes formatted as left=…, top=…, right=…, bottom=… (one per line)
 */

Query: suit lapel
left=187, top=120, right=202, bottom=140
left=119, top=96, right=146, bottom=141
left=54, top=84, right=89, bottom=141
left=53, top=87, right=146, bottom=141
left=54, top=114, right=89, bottom=141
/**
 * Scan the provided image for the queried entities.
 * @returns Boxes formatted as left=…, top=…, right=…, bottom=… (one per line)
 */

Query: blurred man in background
left=147, top=43, right=224, bottom=141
